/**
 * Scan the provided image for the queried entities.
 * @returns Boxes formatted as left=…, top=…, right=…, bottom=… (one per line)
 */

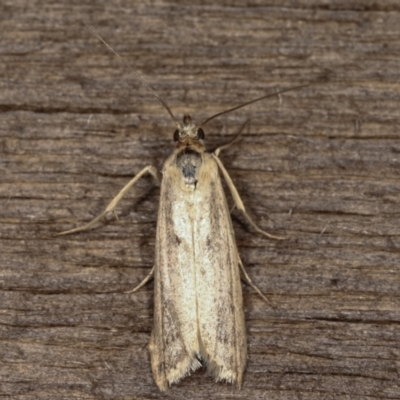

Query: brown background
left=1, top=1, right=400, bottom=399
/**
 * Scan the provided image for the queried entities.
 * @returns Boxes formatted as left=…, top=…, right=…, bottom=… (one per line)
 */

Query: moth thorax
left=176, top=148, right=202, bottom=188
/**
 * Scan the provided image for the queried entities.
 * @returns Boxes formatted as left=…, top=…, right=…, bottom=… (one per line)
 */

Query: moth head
left=173, top=114, right=205, bottom=142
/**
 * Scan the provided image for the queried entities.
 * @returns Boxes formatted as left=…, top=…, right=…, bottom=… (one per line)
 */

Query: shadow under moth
left=58, top=27, right=307, bottom=391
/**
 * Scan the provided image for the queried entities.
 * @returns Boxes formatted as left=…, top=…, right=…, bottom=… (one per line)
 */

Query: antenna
left=85, top=24, right=181, bottom=130
left=198, top=83, right=310, bottom=128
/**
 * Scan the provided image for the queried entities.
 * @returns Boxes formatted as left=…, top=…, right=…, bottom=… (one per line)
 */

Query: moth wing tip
left=166, top=356, right=202, bottom=387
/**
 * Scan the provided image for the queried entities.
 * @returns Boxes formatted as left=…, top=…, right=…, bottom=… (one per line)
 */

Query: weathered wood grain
left=1, top=1, right=400, bottom=399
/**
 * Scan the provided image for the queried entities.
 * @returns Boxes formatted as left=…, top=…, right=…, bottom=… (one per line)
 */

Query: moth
left=59, top=28, right=306, bottom=391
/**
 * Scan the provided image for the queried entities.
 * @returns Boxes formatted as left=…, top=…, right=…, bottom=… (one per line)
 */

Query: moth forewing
left=150, top=141, right=246, bottom=390
left=194, top=154, right=247, bottom=386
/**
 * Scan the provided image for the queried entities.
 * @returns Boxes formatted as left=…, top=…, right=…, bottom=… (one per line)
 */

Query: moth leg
left=126, top=266, right=155, bottom=293
left=213, top=119, right=249, bottom=157
left=213, top=154, right=284, bottom=240
left=57, top=165, right=161, bottom=236
left=238, top=256, right=275, bottom=308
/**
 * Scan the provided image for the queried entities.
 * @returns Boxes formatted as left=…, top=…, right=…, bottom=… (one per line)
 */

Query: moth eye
left=173, top=129, right=180, bottom=141
left=197, top=128, right=205, bottom=140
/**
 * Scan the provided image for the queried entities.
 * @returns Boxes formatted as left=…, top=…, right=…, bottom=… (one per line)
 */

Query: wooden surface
left=1, top=1, right=400, bottom=399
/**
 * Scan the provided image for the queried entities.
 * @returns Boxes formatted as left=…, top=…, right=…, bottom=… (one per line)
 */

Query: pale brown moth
left=58, top=28, right=307, bottom=390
